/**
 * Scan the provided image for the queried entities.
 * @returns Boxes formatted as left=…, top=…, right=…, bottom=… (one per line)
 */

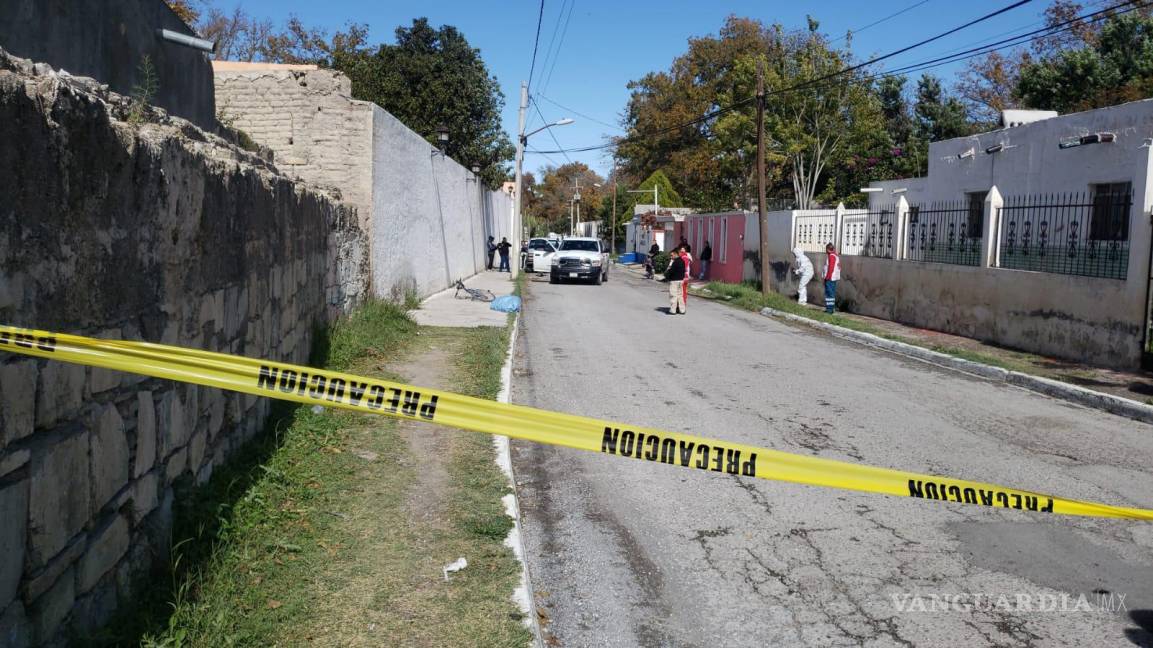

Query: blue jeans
left=698, top=259, right=710, bottom=279
left=499, top=254, right=510, bottom=272
left=824, top=280, right=837, bottom=313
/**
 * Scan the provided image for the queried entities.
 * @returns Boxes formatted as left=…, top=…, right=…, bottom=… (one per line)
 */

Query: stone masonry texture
left=0, top=47, right=369, bottom=645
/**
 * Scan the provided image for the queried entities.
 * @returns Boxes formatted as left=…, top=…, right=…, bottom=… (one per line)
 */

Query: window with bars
left=966, top=191, right=987, bottom=239
left=1090, top=182, right=1132, bottom=242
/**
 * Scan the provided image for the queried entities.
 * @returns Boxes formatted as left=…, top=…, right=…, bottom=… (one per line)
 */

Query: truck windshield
left=560, top=241, right=599, bottom=252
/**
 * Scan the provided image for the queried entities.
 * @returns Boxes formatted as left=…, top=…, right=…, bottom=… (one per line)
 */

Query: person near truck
left=823, top=242, right=841, bottom=313
left=665, top=244, right=689, bottom=314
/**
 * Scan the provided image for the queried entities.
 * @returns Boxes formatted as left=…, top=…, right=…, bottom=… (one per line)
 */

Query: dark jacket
left=700, top=245, right=712, bottom=261
left=665, top=256, right=686, bottom=281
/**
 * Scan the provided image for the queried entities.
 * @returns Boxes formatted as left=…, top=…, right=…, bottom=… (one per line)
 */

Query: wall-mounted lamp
left=957, top=147, right=975, bottom=160
left=859, top=187, right=883, bottom=193
left=985, top=143, right=1005, bottom=154
left=466, top=164, right=481, bottom=182
left=436, top=124, right=450, bottom=151
left=1059, top=132, right=1117, bottom=149
left=892, top=188, right=908, bottom=195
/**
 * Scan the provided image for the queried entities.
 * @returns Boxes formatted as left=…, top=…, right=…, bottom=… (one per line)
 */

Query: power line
left=529, top=0, right=1145, bottom=156
left=536, top=0, right=569, bottom=95
left=541, top=0, right=576, bottom=96
left=537, top=93, right=624, bottom=131
left=527, top=0, right=1034, bottom=154
left=531, top=97, right=574, bottom=164
left=527, top=0, right=546, bottom=92
left=830, top=0, right=933, bottom=43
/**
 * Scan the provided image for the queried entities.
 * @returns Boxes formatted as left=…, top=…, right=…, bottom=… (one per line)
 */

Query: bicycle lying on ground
left=454, top=278, right=495, bottom=302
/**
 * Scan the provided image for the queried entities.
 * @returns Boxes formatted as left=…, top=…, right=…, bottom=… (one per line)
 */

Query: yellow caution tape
left=3, top=325, right=1152, bottom=520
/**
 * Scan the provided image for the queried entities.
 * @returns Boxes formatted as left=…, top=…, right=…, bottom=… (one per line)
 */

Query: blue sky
left=220, top=0, right=1055, bottom=176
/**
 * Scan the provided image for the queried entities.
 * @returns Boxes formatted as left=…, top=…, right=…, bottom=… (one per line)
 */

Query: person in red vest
left=823, top=242, right=841, bottom=313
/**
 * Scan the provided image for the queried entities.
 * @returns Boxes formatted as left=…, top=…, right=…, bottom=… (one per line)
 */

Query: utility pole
left=756, top=58, right=770, bottom=296
left=571, top=178, right=583, bottom=235
left=512, top=81, right=529, bottom=280
left=610, top=159, right=618, bottom=255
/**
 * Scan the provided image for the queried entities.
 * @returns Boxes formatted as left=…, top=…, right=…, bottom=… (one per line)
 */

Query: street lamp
left=435, top=124, right=449, bottom=152
left=512, top=79, right=573, bottom=279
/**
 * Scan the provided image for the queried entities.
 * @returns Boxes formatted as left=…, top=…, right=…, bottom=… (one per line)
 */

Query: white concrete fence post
left=834, top=202, right=846, bottom=252
left=982, top=185, right=1003, bottom=268
left=895, top=196, right=910, bottom=260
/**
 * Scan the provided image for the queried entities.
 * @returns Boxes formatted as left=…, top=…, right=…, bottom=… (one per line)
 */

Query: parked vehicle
left=526, top=237, right=558, bottom=272
left=549, top=237, right=609, bottom=285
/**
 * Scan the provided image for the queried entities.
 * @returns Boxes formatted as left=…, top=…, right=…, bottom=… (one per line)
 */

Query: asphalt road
left=509, top=266, right=1153, bottom=648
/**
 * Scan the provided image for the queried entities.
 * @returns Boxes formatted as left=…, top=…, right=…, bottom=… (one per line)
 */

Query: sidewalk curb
left=493, top=315, right=545, bottom=648
left=756, top=306, right=1153, bottom=426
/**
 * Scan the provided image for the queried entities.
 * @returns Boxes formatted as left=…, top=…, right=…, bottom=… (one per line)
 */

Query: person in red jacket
left=823, top=243, right=841, bottom=313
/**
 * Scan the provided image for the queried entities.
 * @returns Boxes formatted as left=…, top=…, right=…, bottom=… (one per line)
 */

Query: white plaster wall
left=370, top=106, right=511, bottom=299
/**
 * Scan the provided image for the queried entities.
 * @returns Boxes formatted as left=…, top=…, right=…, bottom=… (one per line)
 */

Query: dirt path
left=287, top=330, right=528, bottom=647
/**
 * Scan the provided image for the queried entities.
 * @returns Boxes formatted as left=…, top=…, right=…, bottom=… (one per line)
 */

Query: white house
left=760, top=100, right=1153, bottom=369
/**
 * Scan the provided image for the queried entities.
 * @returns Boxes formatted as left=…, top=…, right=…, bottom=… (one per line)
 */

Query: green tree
left=332, top=19, right=514, bottom=188
left=1017, top=12, right=1153, bottom=112
left=913, top=74, right=970, bottom=142
left=532, top=163, right=605, bottom=235
left=618, top=15, right=886, bottom=210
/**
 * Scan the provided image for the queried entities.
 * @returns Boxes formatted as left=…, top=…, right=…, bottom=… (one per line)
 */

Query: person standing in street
left=679, top=236, right=692, bottom=255
left=486, top=236, right=496, bottom=270
left=792, top=246, right=814, bottom=304
left=645, top=242, right=660, bottom=279
left=665, top=244, right=688, bottom=314
left=823, top=242, right=841, bottom=313
left=698, top=241, right=712, bottom=280
left=497, top=237, right=512, bottom=273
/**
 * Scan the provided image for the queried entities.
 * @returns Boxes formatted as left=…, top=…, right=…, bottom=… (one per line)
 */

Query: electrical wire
left=528, top=0, right=1137, bottom=155
left=829, top=0, right=933, bottom=43
left=527, top=0, right=546, bottom=92
left=537, top=93, right=624, bottom=131
left=539, top=0, right=576, bottom=94
left=541, top=0, right=577, bottom=96
left=532, top=97, right=574, bottom=164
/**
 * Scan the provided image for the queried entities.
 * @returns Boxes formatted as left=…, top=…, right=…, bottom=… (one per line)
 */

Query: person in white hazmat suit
left=792, top=247, right=814, bottom=304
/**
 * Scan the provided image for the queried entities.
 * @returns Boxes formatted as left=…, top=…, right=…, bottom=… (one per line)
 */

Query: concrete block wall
left=0, top=51, right=367, bottom=646
left=213, top=63, right=513, bottom=301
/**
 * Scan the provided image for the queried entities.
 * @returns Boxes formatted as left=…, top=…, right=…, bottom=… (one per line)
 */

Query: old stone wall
left=0, top=50, right=367, bottom=646
left=212, top=64, right=514, bottom=300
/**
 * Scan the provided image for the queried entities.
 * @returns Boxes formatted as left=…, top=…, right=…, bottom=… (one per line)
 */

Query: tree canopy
left=528, top=163, right=605, bottom=235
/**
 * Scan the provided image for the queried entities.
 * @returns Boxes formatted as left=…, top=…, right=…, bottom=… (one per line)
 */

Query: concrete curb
left=756, top=306, right=1153, bottom=426
left=493, top=315, right=545, bottom=648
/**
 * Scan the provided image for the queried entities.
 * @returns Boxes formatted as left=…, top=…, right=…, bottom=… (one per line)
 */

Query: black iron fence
left=905, top=201, right=983, bottom=266
left=996, top=191, right=1131, bottom=280
left=859, top=205, right=897, bottom=259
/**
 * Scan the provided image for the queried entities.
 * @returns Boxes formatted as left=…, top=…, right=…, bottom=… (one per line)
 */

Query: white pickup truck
left=549, top=237, right=609, bottom=285
left=526, top=237, right=559, bottom=273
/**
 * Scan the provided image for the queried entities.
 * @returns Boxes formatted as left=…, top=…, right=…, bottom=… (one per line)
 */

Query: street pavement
left=510, top=266, right=1153, bottom=647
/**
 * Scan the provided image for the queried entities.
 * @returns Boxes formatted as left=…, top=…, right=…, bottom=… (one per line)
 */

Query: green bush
left=653, top=251, right=672, bottom=274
